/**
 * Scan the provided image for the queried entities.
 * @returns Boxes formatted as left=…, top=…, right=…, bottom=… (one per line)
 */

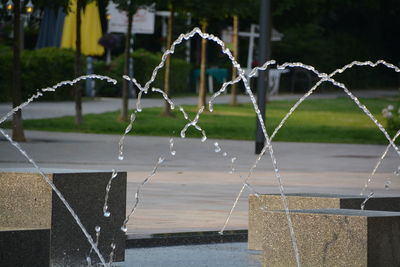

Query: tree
left=224, top=0, right=257, bottom=106
left=183, top=1, right=222, bottom=109
left=230, top=15, right=239, bottom=106
left=113, top=0, right=153, bottom=121
left=74, top=0, right=85, bottom=125
left=184, top=0, right=256, bottom=108
left=12, top=0, right=26, bottom=142
left=159, top=0, right=194, bottom=114
left=116, top=0, right=135, bottom=122
left=161, top=0, right=175, bottom=117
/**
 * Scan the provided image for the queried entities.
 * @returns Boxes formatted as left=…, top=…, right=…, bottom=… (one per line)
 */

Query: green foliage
left=94, top=48, right=191, bottom=97
left=0, top=47, right=80, bottom=102
left=0, top=46, right=13, bottom=102
left=382, top=104, right=400, bottom=132
left=271, top=0, right=400, bottom=90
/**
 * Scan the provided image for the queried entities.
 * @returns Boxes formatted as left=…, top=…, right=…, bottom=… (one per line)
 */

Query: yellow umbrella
left=60, top=0, right=77, bottom=49
left=61, top=0, right=104, bottom=56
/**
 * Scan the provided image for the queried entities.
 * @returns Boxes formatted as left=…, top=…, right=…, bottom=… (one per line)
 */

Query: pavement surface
left=1, top=130, right=400, bottom=235
left=1, top=90, right=400, bottom=235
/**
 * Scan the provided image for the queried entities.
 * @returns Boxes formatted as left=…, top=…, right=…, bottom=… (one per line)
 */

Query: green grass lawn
left=6, top=97, right=399, bottom=144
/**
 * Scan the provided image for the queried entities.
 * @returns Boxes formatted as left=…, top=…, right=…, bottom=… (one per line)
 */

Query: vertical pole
left=255, top=0, right=271, bottom=154
left=185, top=13, right=191, bottom=63
left=128, top=35, right=134, bottom=98
left=106, top=49, right=111, bottom=65
left=230, top=15, right=239, bottom=105
left=247, top=24, right=256, bottom=74
left=161, top=16, right=167, bottom=52
left=85, top=57, right=93, bottom=97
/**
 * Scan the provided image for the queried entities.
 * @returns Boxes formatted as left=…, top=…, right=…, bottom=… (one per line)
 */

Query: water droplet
left=111, top=169, right=117, bottom=178
left=121, top=226, right=127, bottom=232
left=394, top=166, right=400, bottom=176
left=222, top=152, right=227, bottom=157
left=214, top=142, right=221, bottom=153
left=171, top=150, right=176, bottom=156
left=111, top=243, right=116, bottom=249
left=158, top=157, right=165, bottom=164
left=130, top=113, right=136, bottom=121
left=385, top=180, right=392, bottom=190
left=104, top=211, right=111, bottom=217
left=125, top=124, right=132, bottom=134
left=218, top=231, right=223, bottom=235
left=231, top=157, right=237, bottom=163
left=95, top=226, right=101, bottom=232
left=201, top=135, right=207, bottom=142
left=118, top=154, right=124, bottom=161
left=361, top=191, right=374, bottom=210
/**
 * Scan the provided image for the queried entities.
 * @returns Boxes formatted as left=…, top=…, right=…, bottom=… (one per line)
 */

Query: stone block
left=0, top=169, right=126, bottom=266
left=0, top=227, right=50, bottom=267
left=249, top=193, right=400, bottom=250
left=262, top=209, right=400, bottom=267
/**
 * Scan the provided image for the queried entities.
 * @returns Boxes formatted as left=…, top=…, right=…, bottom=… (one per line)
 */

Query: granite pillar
left=262, top=209, right=400, bottom=267
left=0, top=169, right=126, bottom=266
left=249, top=193, right=400, bottom=250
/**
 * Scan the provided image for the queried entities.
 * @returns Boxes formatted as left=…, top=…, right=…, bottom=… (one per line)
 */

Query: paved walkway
left=0, top=88, right=399, bottom=234
left=1, top=130, right=399, bottom=234
left=0, top=89, right=397, bottom=120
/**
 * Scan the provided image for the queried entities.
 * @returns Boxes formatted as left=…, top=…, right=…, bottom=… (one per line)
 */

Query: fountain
left=1, top=27, right=400, bottom=266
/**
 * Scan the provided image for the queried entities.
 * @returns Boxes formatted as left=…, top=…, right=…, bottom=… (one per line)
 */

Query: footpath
left=1, top=90, right=399, bottom=233
left=1, top=130, right=399, bottom=234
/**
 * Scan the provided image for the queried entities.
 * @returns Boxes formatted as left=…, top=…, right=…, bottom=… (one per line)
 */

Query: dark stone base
left=0, top=170, right=127, bottom=266
left=0, top=228, right=50, bottom=267
left=51, top=172, right=127, bottom=266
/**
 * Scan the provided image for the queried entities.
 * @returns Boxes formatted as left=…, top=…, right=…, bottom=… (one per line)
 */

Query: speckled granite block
left=0, top=172, right=52, bottom=229
left=0, top=169, right=126, bottom=266
left=262, top=209, right=400, bottom=267
left=249, top=193, right=400, bottom=250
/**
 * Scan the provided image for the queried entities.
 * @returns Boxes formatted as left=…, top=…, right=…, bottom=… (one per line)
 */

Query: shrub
left=94, top=49, right=192, bottom=97
left=21, top=47, right=77, bottom=101
left=382, top=104, right=400, bottom=131
left=0, top=47, right=81, bottom=102
left=0, top=45, right=13, bottom=102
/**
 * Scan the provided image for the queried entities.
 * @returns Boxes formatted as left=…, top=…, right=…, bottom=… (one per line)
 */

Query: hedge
left=0, top=47, right=191, bottom=101
left=94, top=48, right=192, bottom=97
left=0, top=47, right=78, bottom=102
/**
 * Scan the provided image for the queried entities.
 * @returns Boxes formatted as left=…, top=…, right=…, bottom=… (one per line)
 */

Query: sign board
left=107, top=2, right=155, bottom=34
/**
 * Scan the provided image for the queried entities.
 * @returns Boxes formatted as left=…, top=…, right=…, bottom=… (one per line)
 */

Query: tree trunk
left=198, top=19, right=208, bottom=109
left=121, top=9, right=134, bottom=121
left=162, top=3, right=174, bottom=117
left=230, top=15, right=239, bottom=106
left=12, top=0, right=26, bottom=142
left=74, top=0, right=83, bottom=125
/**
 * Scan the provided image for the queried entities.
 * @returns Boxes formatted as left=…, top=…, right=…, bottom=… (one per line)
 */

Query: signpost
left=107, top=2, right=155, bottom=34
